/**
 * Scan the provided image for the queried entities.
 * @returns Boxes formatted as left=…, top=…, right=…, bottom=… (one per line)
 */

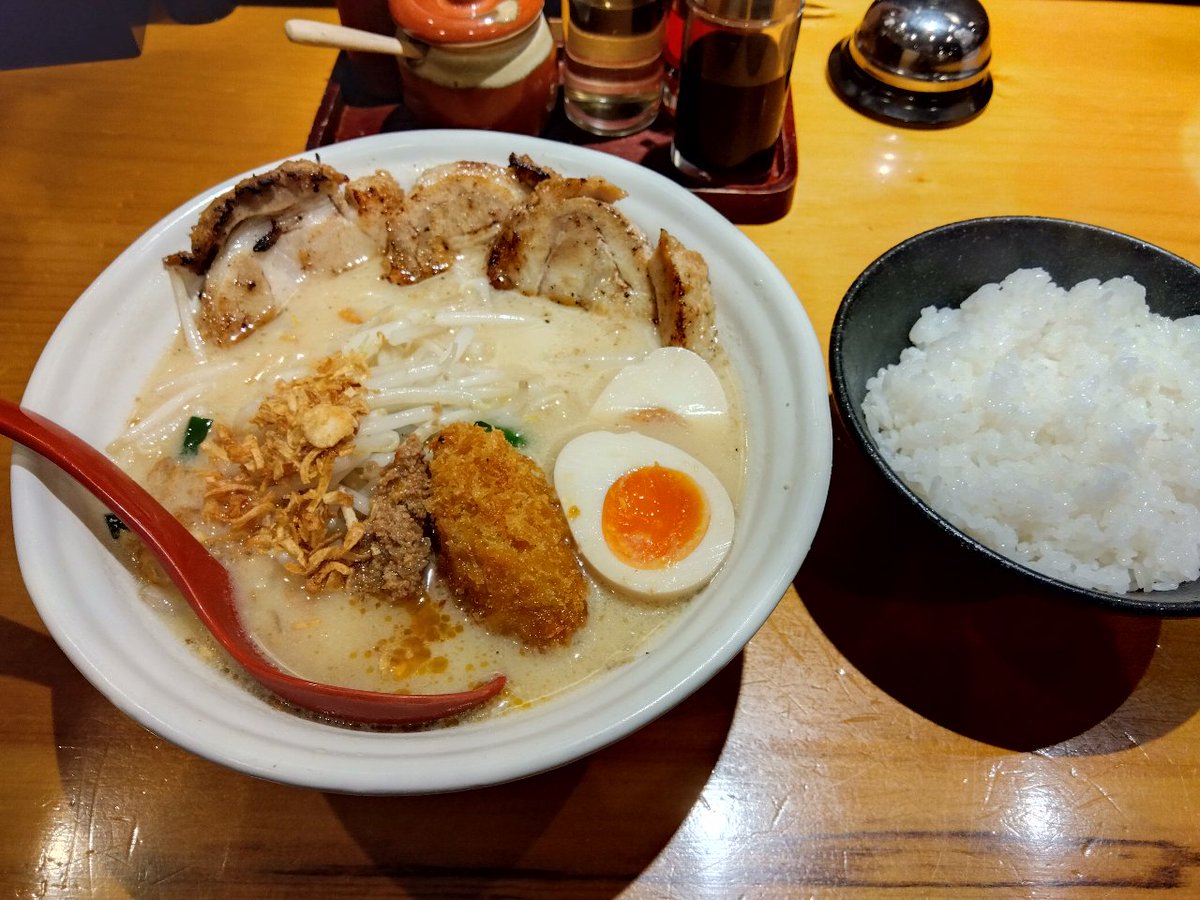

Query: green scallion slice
left=474, top=420, right=525, bottom=448
left=181, top=415, right=213, bottom=456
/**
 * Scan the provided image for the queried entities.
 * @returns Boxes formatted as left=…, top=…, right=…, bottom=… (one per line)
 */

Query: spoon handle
left=284, top=18, right=423, bottom=58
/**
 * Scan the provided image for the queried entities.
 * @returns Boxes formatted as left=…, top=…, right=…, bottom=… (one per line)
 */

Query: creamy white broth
left=111, top=242, right=747, bottom=720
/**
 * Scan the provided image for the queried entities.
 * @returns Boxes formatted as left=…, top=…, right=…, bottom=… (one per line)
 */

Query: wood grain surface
left=2, top=2, right=1200, bottom=896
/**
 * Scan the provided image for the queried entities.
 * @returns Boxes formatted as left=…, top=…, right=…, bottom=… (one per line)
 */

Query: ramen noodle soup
left=106, top=155, right=746, bottom=724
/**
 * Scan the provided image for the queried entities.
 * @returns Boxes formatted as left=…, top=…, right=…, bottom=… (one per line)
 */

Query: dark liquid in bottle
left=674, top=31, right=790, bottom=177
left=568, top=0, right=665, bottom=36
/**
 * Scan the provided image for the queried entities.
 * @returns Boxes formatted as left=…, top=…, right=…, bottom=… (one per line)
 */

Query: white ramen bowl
left=12, top=131, right=832, bottom=793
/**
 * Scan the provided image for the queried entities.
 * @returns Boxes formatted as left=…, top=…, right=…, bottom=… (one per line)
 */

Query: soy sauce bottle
left=671, top=0, right=803, bottom=180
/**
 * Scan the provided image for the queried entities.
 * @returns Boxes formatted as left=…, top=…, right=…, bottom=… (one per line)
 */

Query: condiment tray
left=306, top=52, right=797, bottom=225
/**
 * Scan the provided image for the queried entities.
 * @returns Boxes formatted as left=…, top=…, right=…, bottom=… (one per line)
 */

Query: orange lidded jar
left=389, top=0, right=560, bottom=135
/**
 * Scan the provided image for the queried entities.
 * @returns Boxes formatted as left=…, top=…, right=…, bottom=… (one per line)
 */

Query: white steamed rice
left=863, top=267, right=1200, bottom=594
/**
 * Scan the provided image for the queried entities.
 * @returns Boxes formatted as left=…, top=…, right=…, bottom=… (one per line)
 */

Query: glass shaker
left=388, top=0, right=560, bottom=135
left=563, top=0, right=668, bottom=136
left=671, top=0, right=803, bottom=180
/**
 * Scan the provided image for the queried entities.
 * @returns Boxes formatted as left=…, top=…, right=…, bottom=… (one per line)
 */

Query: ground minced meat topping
left=351, top=435, right=433, bottom=602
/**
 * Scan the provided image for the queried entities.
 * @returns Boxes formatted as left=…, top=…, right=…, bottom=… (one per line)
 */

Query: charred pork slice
left=648, top=229, right=719, bottom=361
left=344, top=169, right=406, bottom=249
left=486, top=176, right=655, bottom=323
left=507, top=152, right=557, bottom=189
left=164, top=159, right=374, bottom=346
left=379, top=161, right=532, bottom=286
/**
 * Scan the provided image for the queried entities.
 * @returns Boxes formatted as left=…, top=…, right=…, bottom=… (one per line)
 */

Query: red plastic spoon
left=0, top=399, right=506, bottom=726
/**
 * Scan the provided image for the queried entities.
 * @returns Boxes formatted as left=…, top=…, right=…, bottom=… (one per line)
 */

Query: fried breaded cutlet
left=427, top=422, right=587, bottom=648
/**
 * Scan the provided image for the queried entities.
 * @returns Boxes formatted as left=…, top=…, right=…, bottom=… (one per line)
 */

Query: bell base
left=826, top=38, right=992, bottom=128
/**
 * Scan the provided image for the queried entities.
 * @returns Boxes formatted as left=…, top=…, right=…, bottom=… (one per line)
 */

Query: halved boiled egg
left=590, top=347, right=729, bottom=420
left=554, top=431, right=735, bottom=602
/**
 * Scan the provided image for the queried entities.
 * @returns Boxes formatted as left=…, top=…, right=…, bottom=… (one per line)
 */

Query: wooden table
left=3, top=2, right=1200, bottom=895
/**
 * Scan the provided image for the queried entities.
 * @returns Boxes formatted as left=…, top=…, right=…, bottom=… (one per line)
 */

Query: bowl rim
left=830, top=214, right=1200, bottom=617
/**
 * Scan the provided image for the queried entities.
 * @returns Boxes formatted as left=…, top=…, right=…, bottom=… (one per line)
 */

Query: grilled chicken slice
left=165, top=159, right=375, bottom=346
left=648, top=229, right=719, bottom=361
left=380, top=161, right=531, bottom=286
left=487, top=175, right=655, bottom=322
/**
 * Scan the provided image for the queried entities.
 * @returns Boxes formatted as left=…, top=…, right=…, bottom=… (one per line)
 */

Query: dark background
left=0, top=1, right=332, bottom=70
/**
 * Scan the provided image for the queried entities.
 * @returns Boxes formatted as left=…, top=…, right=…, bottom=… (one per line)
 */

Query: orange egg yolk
left=601, top=465, right=710, bottom=569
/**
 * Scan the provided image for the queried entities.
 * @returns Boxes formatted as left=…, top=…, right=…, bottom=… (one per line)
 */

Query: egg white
left=590, top=347, right=729, bottom=421
left=554, top=431, right=735, bottom=602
